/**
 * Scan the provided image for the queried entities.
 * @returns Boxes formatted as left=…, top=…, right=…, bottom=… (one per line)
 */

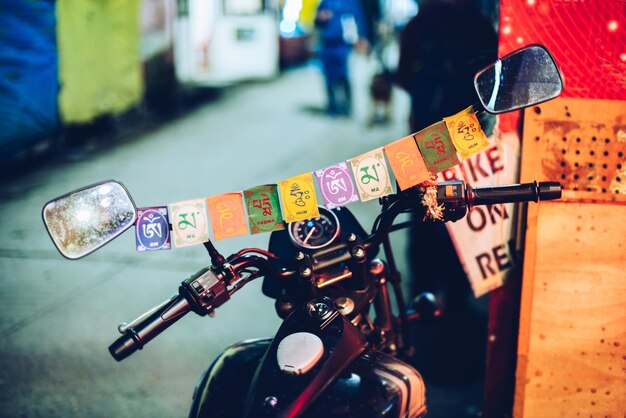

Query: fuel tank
left=189, top=338, right=426, bottom=418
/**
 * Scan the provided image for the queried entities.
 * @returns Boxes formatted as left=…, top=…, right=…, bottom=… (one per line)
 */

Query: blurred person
left=383, top=0, right=419, bottom=31
left=367, top=65, right=393, bottom=126
left=397, top=0, right=497, bottom=132
left=359, top=0, right=382, bottom=49
left=365, top=2, right=397, bottom=127
left=395, top=0, right=498, bottom=389
left=315, top=0, right=369, bottom=116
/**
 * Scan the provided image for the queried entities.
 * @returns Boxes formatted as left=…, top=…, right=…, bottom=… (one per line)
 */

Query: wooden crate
left=514, top=97, right=626, bottom=417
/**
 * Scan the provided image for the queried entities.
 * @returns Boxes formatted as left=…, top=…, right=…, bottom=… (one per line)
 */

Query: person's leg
left=322, top=51, right=341, bottom=115
left=336, top=49, right=352, bottom=116
left=342, top=74, right=352, bottom=116
left=325, top=74, right=339, bottom=115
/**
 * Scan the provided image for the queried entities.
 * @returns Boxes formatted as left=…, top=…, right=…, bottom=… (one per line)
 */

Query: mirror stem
left=471, top=102, right=485, bottom=115
left=204, top=241, right=226, bottom=266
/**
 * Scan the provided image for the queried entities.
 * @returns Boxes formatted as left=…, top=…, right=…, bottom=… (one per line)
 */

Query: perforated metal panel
left=521, top=97, right=626, bottom=199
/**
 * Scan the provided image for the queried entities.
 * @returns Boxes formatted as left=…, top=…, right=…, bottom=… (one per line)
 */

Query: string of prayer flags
left=169, top=198, right=210, bottom=248
left=443, top=105, right=490, bottom=159
left=206, top=192, right=249, bottom=240
left=278, top=172, right=321, bottom=223
left=315, top=162, right=359, bottom=209
left=384, top=135, right=431, bottom=191
left=414, top=121, right=460, bottom=173
left=244, top=184, right=284, bottom=234
left=134, top=104, right=499, bottom=252
left=135, top=206, right=171, bottom=252
left=349, top=147, right=393, bottom=202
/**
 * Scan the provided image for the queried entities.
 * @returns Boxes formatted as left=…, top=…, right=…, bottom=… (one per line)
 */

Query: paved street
left=0, top=56, right=413, bottom=418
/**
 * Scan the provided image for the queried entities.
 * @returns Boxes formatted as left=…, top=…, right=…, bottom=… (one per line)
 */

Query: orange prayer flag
left=384, top=135, right=431, bottom=190
left=206, top=192, right=249, bottom=240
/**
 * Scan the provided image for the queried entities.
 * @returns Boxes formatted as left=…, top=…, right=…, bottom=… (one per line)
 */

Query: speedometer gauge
left=287, top=207, right=340, bottom=250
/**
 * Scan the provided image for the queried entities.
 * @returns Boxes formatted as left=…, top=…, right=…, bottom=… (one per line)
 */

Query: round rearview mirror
left=474, top=44, right=563, bottom=114
left=42, top=181, right=137, bottom=259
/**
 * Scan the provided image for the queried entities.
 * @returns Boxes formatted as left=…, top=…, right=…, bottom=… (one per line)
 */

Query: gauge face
left=288, top=207, right=340, bottom=250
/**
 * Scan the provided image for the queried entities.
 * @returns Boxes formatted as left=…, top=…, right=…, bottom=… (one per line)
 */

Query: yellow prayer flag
left=384, top=135, right=431, bottom=190
left=444, top=106, right=490, bottom=159
left=206, top=193, right=249, bottom=240
left=278, top=173, right=320, bottom=223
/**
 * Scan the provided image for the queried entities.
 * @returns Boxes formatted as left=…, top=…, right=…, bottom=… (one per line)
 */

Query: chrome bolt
left=295, top=252, right=305, bottom=260
left=301, top=267, right=312, bottom=277
left=352, top=247, right=365, bottom=258
left=264, top=396, right=278, bottom=409
left=348, top=233, right=357, bottom=242
left=335, top=297, right=355, bottom=316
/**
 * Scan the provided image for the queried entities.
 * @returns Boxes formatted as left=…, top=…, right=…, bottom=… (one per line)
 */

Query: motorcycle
left=41, top=44, right=563, bottom=418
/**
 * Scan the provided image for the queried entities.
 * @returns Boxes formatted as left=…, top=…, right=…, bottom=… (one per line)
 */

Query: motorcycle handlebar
left=369, top=180, right=562, bottom=246
left=468, top=181, right=562, bottom=206
left=107, top=181, right=562, bottom=361
left=109, top=294, right=190, bottom=361
left=108, top=258, right=280, bottom=361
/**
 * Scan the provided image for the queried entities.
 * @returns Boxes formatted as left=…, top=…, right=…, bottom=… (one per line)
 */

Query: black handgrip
left=469, top=181, right=562, bottom=206
left=109, top=295, right=190, bottom=361
left=537, top=181, right=562, bottom=200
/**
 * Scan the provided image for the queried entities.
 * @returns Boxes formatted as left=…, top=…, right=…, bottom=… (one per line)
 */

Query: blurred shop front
left=174, top=0, right=279, bottom=87
left=0, top=0, right=422, bottom=169
left=0, top=0, right=282, bottom=170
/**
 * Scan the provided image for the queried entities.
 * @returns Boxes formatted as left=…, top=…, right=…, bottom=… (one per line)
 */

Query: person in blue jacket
left=315, top=0, right=368, bottom=117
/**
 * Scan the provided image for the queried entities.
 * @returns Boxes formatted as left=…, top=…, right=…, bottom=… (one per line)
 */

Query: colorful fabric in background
left=56, top=0, right=142, bottom=123
left=244, top=185, right=284, bottom=234
left=0, top=0, right=59, bottom=163
left=135, top=206, right=171, bottom=251
left=278, top=173, right=320, bottom=223
left=315, top=162, right=359, bottom=209
left=349, top=148, right=393, bottom=202
left=414, top=121, right=460, bottom=173
left=384, top=135, right=431, bottom=191
left=444, top=106, right=490, bottom=159
left=169, top=198, right=210, bottom=248
left=206, top=193, right=249, bottom=240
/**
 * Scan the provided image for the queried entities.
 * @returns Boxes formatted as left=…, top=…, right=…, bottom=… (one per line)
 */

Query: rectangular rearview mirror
left=42, top=180, right=137, bottom=259
left=474, top=44, right=564, bottom=114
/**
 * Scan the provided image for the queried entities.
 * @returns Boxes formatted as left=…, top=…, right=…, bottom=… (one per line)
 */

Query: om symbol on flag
left=315, top=163, right=358, bottom=209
